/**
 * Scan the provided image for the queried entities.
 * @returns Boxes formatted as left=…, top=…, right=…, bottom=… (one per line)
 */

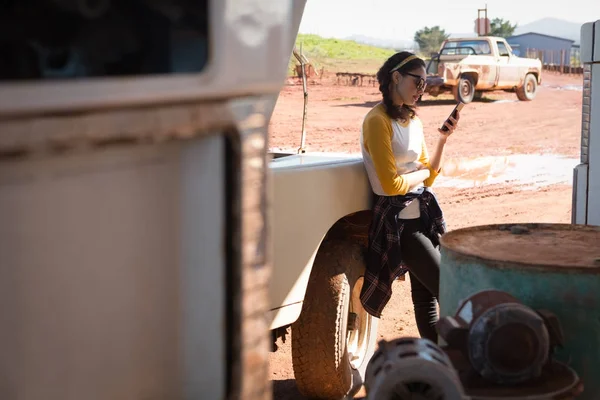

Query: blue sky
left=298, top=0, right=600, bottom=41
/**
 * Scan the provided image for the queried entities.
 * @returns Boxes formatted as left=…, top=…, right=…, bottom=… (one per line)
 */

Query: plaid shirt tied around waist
left=359, top=187, right=446, bottom=318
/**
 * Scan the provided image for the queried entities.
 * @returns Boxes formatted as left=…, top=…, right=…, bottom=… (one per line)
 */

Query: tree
left=414, top=26, right=450, bottom=56
left=489, top=18, right=517, bottom=38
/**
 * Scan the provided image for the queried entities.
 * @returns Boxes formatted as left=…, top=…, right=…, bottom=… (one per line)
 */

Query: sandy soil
left=267, top=71, right=584, bottom=399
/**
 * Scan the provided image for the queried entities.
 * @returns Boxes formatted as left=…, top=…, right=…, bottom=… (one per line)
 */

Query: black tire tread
left=291, top=239, right=365, bottom=399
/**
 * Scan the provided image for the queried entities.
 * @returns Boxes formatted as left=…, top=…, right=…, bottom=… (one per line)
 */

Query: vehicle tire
left=292, top=238, right=379, bottom=399
left=453, top=75, right=475, bottom=103
left=516, top=73, right=537, bottom=101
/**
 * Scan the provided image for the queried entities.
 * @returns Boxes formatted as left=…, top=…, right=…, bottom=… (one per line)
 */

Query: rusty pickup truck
left=424, top=36, right=542, bottom=103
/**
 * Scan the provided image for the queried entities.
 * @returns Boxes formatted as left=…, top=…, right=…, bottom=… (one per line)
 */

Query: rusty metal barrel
left=439, top=223, right=600, bottom=400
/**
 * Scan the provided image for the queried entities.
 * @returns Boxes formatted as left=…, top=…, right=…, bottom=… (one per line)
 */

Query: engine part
left=364, top=337, right=465, bottom=400
left=436, top=289, right=563, bottom=385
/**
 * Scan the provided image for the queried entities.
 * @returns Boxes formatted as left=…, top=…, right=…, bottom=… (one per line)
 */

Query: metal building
left=507, top=32, right=575, bottom=65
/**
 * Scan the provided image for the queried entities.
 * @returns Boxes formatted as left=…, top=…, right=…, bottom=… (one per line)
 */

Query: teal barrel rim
left=438, top=223, right=600, bottom=400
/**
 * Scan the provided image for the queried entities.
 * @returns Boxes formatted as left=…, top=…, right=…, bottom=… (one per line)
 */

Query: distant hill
left=513, top=18, right=583, bottom=44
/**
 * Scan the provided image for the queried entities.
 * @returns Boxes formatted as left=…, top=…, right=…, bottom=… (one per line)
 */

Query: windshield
left=441, top=40, right=492, bottom=55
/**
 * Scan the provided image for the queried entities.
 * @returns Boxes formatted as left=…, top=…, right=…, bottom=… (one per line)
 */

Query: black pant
left=400, top=217, right=440, bottom=342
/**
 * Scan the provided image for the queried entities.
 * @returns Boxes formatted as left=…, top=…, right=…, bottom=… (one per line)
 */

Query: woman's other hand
left=414, top=162, right=428, bottom=171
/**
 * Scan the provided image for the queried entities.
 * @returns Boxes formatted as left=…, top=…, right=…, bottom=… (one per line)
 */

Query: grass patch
left=289, top=34, right=396, bottom=75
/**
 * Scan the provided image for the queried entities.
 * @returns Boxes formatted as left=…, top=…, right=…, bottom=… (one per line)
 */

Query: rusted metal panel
left=0, top=101, right=236, bottom=159
left=0, top=94, right=276, bottom=400
left=235, top=98, right=273, bottom=400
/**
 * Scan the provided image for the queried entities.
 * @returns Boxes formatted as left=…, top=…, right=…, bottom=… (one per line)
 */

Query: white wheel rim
left=461, top=81, right=472, bottom=98
left=526, top=77, right=535, bottom=95
left=347, top=277, right=371, bottom=369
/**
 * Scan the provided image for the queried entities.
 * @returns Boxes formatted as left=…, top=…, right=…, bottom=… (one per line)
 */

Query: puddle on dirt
left=490, top=99, right=519, bottom=104
left=436, top=154, right=579, bottom=189
left=542, top=83, right=583, bottom=91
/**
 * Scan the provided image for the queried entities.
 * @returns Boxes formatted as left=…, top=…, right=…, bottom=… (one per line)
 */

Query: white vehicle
left=425, top=36, right=543, bottom=103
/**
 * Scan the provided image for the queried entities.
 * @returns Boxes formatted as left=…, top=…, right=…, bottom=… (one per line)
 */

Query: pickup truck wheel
left=453, top=75, right=475, bottom=103
left=516, top=73, right=537, bottom=101
left=291, top=239, right=379, bottom=399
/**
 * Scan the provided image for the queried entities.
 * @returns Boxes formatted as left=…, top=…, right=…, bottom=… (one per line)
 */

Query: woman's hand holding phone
left=438, top=102, right=463, bottom=139
left=439, top=113, right=459, bottom=137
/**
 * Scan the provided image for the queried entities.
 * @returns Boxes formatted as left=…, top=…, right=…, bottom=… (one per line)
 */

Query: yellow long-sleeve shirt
left=360, top=104, right=440, bottom=215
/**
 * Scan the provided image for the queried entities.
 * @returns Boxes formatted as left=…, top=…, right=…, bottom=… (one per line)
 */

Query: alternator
left=437, top=289, right=563, bottom=385
left=364, top=337, right=465, bottom=400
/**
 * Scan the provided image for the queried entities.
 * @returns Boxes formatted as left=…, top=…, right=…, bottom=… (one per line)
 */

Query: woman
left=358, top=51, right=459, bottom=342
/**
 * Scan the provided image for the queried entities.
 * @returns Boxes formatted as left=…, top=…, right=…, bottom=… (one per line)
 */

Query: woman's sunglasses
left=402, top=72, right=427, bottom=92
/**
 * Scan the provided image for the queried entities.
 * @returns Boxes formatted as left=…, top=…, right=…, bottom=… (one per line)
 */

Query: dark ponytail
left=376, top=52, right=426, bottom=121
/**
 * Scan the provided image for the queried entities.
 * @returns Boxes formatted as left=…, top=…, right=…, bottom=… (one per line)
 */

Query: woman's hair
left=376, top=52, right=426, bottom=121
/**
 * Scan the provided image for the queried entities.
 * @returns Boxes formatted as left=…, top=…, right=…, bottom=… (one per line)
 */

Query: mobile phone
left=441, top=102, right=465, bottom=132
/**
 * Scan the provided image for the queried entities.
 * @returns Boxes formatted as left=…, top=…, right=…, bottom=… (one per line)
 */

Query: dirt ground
left=267, top=71, right=584, bottom=399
